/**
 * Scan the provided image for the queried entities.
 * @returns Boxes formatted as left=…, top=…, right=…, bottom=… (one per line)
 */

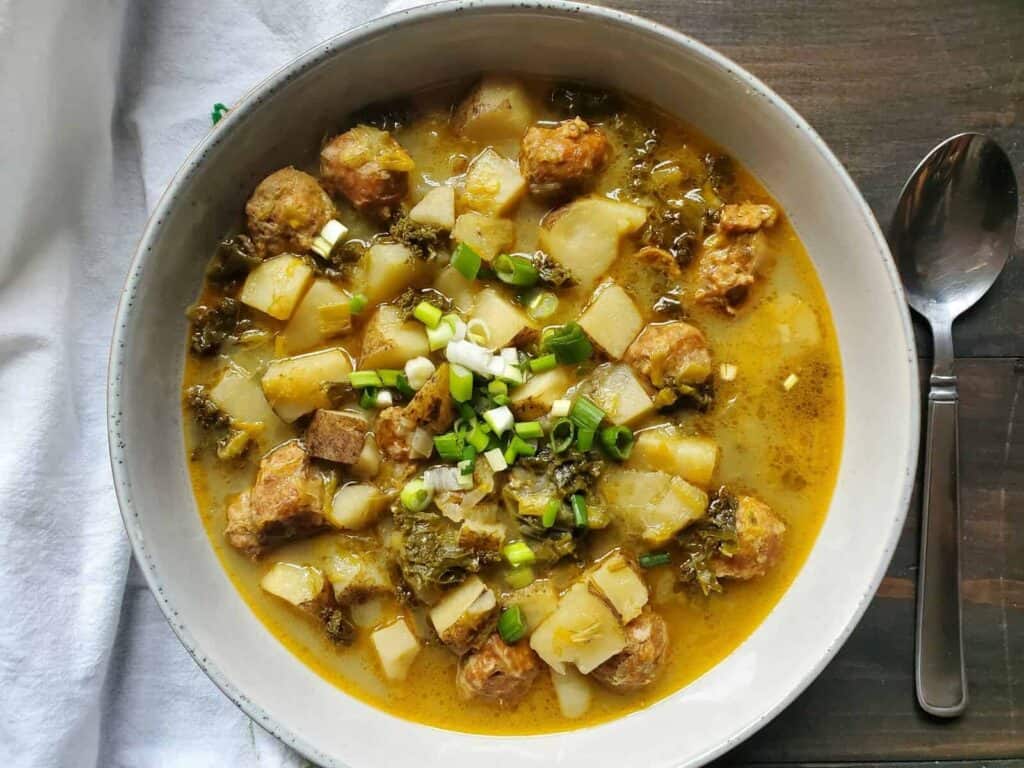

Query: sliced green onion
left=576, top=427, right=596, bottom=452
left=488, top=380, right=508, bottom=396
left=457, top=402, right=476, bottom=421
left=502, top=541, right=536, bottom=567
left=359, top=387, right=378, bottom=409
left=541, top=499, right=560, bottom=528
left=639, top=552, right=671, bottom=568
left=503, top=441, right=519, bottom=466
left=458, top=452, right=476, bottom=476
left=497, top=604, right=528, bottom=643
left=349, top=293, right=368, bottom=314
left=569, top=395, right=605, bottom=430
left=449, top=363, right=474, bottom=403
left=509, top=435, right=536, bottom=457
left=451, top=242, right=482, bottom=280
left=466, top=424, right=491, bottom=452
left=549, top=419, right=575, bottom=453
left=433, top=432, right=463, bottom=461
left=466, top=318, right=491, bottom=347
left=349, top=370, right=383, bottom=388
left=375, top=389, right=394, bottom=408
left=505, top=566, right=535, bottom=591
left=570, top=494, right=588, bottom=530
left=528, top=354, right=558, bottom=373
left=514, top=421, right=544, bottom=440
left=540, top=322, right=592, bottom=364
left=492, top=393, right=510, bottom=406
left=484, top=447, right=508, bottom=472
left=378, top=369, right=402, bottom=387
left=400, top=478, right=433, bottom=511
left=395, top=374, right=415, bottom=398
left=525, top=289, right=559, bottom=320
left=494, top=253, right=539, bottom=287
left=483, top=405, right=514, bottom=436
left=426, top=320, right=456, bottom=351
left=413, top=301, right=443, bottom=328
left=600, top=425, right=635, bottom=461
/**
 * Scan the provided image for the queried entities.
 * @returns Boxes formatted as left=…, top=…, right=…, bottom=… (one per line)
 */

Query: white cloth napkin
left=0, top=2, right=425, bottom=766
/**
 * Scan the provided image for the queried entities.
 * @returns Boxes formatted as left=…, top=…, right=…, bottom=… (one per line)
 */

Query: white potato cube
left=260, top=562, right=327, bottom=608
left=538, top=198, right=648, bottom=287
left=587, top=553, right=649, bottom=624
left=358, top=242, right=424, bottom=304
left=371, top=618, right=421, bottom=681
left=409, top=186, right=456, bottom=230
left=260, top=348, right=352, bottom=422
left=350, top=434, right=381, bottom=479
left=280, top=278, right=351, bottom=354
left=599, top=469, right=708, bottom=545
left=208, top=362, right=289, bottom=446
left=453, top=76, right=533, bottom=148
left=321, top=548, right=392, bottom=604
left=327, top=483, right=388, bottom=530
left=586, top=363, right=655, bottom=425
left=470, top=288, right=535, bottom=349
left=508, top=367, right=573, bottom=421
left=433, top=265, right=477, bottom=311
left=461, top=149, right=526, bottom=217
left=550, top=666, right=593, bottom=719
left=451, top=212, right=516, bottom=262
left=360, top=305, right=430, bottom=369
left=529, top=582, right=625, bottom=674
left=239, top=254, right=314, bottom=320
left=630, top=428, right=719, bottom=488
left=578, top=282, right=644, bottom=359
left=429, top=575, right=498, bottom=653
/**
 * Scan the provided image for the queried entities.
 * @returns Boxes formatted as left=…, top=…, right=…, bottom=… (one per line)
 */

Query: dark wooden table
left=588, top=0, right=1024, bottom=765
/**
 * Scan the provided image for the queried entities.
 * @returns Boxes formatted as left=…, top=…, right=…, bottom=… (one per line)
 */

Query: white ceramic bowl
left=108, top=2, right=919, bottom=766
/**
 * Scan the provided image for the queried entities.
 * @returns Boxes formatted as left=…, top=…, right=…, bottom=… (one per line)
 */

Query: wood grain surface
left=581, top=0, right=1024, bottom=763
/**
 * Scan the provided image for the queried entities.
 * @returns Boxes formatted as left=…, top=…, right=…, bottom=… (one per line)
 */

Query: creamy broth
left=182, top=77, right=842, bottom=734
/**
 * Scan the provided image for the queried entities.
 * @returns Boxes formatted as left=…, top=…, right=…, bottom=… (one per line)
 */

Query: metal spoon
left=890, top=133, right=1018, bottom=718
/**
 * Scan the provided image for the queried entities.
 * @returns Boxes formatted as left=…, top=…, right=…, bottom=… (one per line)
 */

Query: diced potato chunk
left=550, top=666, right=593, bottom=719
left=585, top=363, right=655, bottom=425
left=433, top=265, right=476, bottom=311
left=451, top=212, right=517, bottom=263
left=453, top=76, right=532, bottom=148
left=371, top=617, right=421, bottom=681
left=538, top=197, right=648, bottom=288
left=507, top=580, right=558, bottom=634
left=430, top=575, right=498, bottom=654
left=458, top=519, right=506, bottom=551
left=470, top=288, right=535, bottom=349
left=260, top=562, right=327, bottom=608
left=327, top=483, right=388, bottom=530
left=321, top=546, right=392, bottom=603
left=360, top=304, right=430, bottom=369
left=765, top=293, right=822, bottom=354
left=461, top=149, right=526, bottom=217
left=209, top=362, right=289, bottom=446
left=260, top=348, right=352, bottom=422
left=630, top=428, right=719, bottom=488
left=587, top=553, right=649, bottom=624
left=529, top=583, right=626, bottom=674
left=350, top=434, right=381, bottom=479
left=508, top=367, right=573, bottom=420
left=239, top=254, right=314, bottom=320
left=599, top=469, right=708, bottom=545
left=409, top=186, right=456, bottom=230
left=578, top=282, right=644, bottom=359
left=280, top=278, right=351, bottom=354
left=357, top=242, right=424, bottom=304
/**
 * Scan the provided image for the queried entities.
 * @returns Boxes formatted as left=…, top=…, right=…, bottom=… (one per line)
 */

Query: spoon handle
left=915, top=373, right=967, bottom=717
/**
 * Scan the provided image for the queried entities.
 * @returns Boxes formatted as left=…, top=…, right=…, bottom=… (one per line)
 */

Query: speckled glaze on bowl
left=107, top=2, right=919, bottom=766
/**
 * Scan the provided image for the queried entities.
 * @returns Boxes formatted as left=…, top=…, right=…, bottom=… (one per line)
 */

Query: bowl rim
left=107, top=1, right=920, bottom=765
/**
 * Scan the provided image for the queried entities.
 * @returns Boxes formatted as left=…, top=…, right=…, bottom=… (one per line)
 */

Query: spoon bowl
left=889, top=132, right=1017, bottom=718
left=892, top=133, right=1018, bottom=326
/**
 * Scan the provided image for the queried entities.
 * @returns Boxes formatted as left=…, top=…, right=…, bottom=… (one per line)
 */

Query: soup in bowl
left=109, top=4, right=917, bottom=766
